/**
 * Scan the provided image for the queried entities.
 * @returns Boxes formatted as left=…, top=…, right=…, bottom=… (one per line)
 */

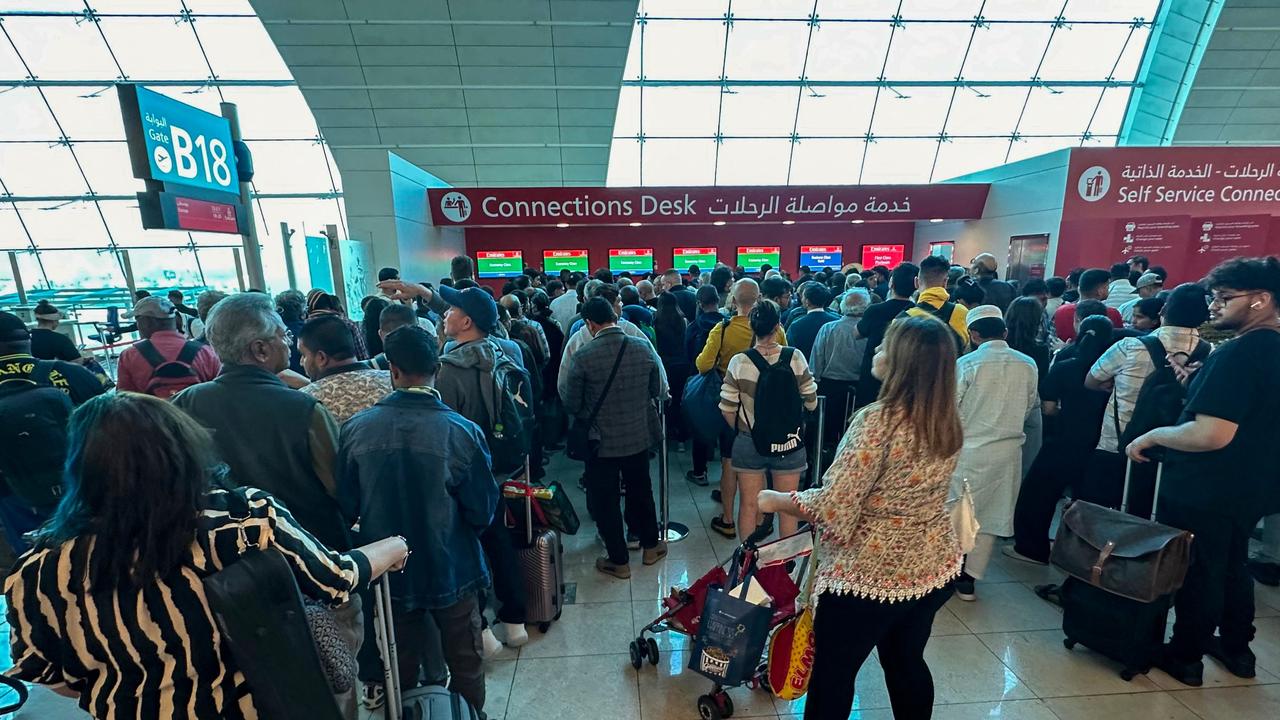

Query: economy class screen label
left=674, top=247, right=717, bottom=273
left=543, top=249, right=589, bottom=274
left=737, top=246, right=781, bottom=272
left=609, top=248, right=654, bottom=273
left=477, top=250, right=524, bottom=278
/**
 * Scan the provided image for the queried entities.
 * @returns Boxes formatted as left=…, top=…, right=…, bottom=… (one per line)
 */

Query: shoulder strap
left=134, top=339, right=166, bottom=369
left=1189, top=339, right=1211, bottom=362
left=744, top=347, right=771, bottom=375
left=711, top=316, right=732, bottom=369
left=586, top=338, right=628, bottom=426
left=937, top=301, right=958, bottom=322
left=176, top=340, right=202, bottom=364
left=1138, top=334, right=1168, bottom=370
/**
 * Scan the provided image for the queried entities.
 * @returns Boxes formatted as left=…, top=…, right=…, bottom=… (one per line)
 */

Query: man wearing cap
left=1119, top=272, right=1165, bottom=325
left=951, top=305, right=1041, bottom=601
left=116, top=296, right=221, bottom=397
left=431, top=283, right=531, bottom=651
left=970, top=253, right=1017, bottom=313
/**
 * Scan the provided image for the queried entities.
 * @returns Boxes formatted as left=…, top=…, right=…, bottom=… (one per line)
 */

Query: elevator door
left=1007, top=234, right=1049, bottom=289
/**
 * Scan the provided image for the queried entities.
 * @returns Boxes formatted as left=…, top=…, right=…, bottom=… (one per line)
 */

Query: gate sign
left=119, top=85, right=239, bottom=194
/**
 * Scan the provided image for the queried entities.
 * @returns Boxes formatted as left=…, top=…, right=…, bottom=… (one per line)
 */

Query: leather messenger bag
left=1051, top=500, right=1194, bottom=603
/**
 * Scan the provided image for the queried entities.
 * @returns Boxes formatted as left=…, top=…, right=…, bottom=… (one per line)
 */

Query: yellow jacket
left=695, top=315, right=788, bottom=374
left=906, top=286, right=969, bottom=351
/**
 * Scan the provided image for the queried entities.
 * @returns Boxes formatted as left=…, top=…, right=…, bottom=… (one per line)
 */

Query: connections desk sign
left=118, top=84, right=246, bottom=235
left=428, top=185, right=990, bottom=227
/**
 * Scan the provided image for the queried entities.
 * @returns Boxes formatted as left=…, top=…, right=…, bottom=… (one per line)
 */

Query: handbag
left=502, top=479, right=581, bottom=536
left=566, top=340, right=627, bottom=461
left=689, top=572, right=774, bottom=686
left=767, top=552, right=816, bottom=700
left=949, top=479, right=980, bottom=554
left=202, top=517, right=346, bottom=720
left=1051, top=499, right=1193, bottom=603
left=682, top=317, right=732, bottom=445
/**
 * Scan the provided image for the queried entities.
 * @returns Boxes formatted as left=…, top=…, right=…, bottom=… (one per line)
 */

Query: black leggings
left=805, top=585, right=953, bottom=720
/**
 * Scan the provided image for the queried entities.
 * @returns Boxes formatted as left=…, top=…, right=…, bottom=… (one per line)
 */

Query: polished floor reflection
left=7, top=448, right=1280, bottom=719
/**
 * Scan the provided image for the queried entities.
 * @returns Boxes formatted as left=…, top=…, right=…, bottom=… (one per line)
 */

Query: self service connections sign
left=119, top=85, right=239, bottom=194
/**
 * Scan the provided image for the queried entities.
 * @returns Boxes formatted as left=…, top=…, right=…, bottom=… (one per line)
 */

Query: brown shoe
left=643, top=542, right=669, bottom=566
left=595, top=556, right=631, bottom=579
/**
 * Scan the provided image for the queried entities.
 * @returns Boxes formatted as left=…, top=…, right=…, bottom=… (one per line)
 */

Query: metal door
left=1007, top=233, right=1049, bottom=289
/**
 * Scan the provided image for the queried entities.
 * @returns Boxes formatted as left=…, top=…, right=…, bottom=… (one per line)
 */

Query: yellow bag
left=766, top=605, right=815, bottom=700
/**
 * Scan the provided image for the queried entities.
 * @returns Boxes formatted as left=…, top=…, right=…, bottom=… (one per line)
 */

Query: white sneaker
left=501, top=621, right=529, bottom=647
left=481, top=627, right=504, bottom=659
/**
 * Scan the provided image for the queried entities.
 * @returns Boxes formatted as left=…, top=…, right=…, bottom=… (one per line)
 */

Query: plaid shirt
left=562, top=326, right=662, bottom=458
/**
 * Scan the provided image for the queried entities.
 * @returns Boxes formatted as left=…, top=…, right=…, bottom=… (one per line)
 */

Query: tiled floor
left=7, top=448, right=1280, bottom=719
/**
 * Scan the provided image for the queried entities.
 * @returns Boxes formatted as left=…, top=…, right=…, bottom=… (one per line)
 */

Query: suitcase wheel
left=629, top=640, right=644, bottom=670
left=539, top=621, right=552, bottom=633
left=1120, top=668, right=1138, bottom=681
left=553, top=606, right=563, bottom=621
left=1063, top=638, right=1077, bottom=650
left=697, top=692, right=733, bottom=719
left=646, top=637, right=659, bottom=666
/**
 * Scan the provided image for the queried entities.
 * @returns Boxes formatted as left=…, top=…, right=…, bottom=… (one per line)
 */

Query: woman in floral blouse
left=759, top=314, right=964, bottom=719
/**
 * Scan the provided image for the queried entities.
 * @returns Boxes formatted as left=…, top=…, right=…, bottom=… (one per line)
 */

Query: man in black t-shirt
left=1127, top=257, right=1280, bottom=687
left=853, top=262, right=919, bottom=410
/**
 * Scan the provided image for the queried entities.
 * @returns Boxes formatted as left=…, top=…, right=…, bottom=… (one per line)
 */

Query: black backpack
left=0, top=361, right=73, bottom=510
left=1117, top=335, right=1211, bottom=448
left=741, top=348, right=805, bottom=457
left=476, top=344, right=536, bottom=476
left=898, top=300, right=965, bottom=353
left=135, top=339, right=204, bottom=399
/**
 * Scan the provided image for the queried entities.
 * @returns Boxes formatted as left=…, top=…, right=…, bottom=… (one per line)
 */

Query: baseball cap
left=133, top=296, right=177, bottom=319
left=1135, top=272, right=1164, bottom=290
left=0, top=311, right=30, bottom=343
left=437, top=284, right=499, bottom=334
left=965, top=304, right=1004, bottom=327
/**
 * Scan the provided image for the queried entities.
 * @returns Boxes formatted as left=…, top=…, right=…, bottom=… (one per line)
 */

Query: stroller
left=628, top=521, right=813, bottom=720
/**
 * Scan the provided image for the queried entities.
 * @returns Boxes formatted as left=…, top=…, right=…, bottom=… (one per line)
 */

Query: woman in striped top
left=4, top=392, right=409, bottom=720
left=719, top=299, right=819, bottom=540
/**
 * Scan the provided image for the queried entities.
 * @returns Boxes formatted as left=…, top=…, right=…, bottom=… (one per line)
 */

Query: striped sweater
left=4, top=487, right=370, bottom=720
left=720, top=345, right=819, bottom=432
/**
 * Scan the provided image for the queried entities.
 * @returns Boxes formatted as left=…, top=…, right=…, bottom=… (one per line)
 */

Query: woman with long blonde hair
left=759, top=314, right=964, bottom=719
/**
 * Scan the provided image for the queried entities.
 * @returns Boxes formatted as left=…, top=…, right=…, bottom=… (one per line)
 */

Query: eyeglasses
left=1209, top=292, right=1256, bottom=307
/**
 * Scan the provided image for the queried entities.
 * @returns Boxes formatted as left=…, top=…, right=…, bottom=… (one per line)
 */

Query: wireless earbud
left=1251, top=301, right=1263, bottom=309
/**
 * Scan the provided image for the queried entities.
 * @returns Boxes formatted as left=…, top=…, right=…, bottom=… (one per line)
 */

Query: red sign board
left=1186, top=215, right=1272, bottom=278
left=862, top=244, right=906, bottom=269
left=608, top=248, right=651, bottom=258
left=544, top=249, right=587, bottom=259
left=1110, top=217, right=1192, bottom=281
left=478, top=250, right=520, bottom=260
left=675, top=247, right=717, bottom=257
left=427, top=184, right=990, bottom=227
left=174, top=196, right=239, bottom=234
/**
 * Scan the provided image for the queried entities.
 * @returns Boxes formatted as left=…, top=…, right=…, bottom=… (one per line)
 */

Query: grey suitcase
left=514, top=475, right=565, bottom=632
left=372, top=575, right=480, bottom=720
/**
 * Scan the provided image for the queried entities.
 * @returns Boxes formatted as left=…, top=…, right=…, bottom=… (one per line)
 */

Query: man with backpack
left=1126, top=257, right=1280, bottom=686
left=0, top=311, right=107, bottom=552
left=563, top=297, right=665, bottom=579
left=906, top=255, right=969, bottom=352
left=433, top=284, right=532, bottom=651
left=1085, top=283, right=1210, bottom=519
left=116, top=296, right=220, bottom=399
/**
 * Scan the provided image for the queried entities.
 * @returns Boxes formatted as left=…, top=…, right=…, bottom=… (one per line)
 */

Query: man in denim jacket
left=338, top=325, right=498, bottom=715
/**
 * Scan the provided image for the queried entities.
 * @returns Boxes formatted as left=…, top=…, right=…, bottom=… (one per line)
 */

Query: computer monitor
left=673, top=247, right=717, bottom=273
left=476, top=250, right=524, bottom=278
left=860, top=244, right=906, bottom=270
left=737, top=246, right=781, bottom=273
left=608, top=248, right=654, bottom=274
left=799, top=245, right=842, bottom=271
left=542, top=249, right=589, bottom=274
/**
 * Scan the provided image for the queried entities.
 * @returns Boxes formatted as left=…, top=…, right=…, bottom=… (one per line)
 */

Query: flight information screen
left=543, top=249, right=589, bottom=274
left=476, top=250, right=524, bottom=278
left=799, top=245, right=842, bottom=271
left=737, top=246, right=781, bottom=272
left=608, top=248, right=654, bottom=273
left=861, top=244, right=905, bottom=269
left=673, top=247, right=717, bottom=273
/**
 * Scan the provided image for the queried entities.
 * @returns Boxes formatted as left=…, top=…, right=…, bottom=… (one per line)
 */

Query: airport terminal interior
left=2, top=1, right=1280, bottom=719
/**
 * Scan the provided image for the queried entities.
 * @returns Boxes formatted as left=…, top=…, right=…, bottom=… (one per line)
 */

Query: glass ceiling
left=0, top=0, right=345, bottom=297
left=607, top=0, right=1160, bottom=186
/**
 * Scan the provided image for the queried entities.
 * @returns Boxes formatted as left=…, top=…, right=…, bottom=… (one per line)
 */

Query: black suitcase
left=1057, top=459, right=1174, bottom=680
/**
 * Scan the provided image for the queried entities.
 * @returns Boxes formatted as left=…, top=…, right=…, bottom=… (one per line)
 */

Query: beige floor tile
left=779, top=698, right=1059, bottom=720
left=564, top=560, right=632, bottom=603
left=976, top=629, right=1162, bottom=697
left=1044, top=691, right=1200, bottom=720
left=1253, top=617, right=1280, bottom=677
left=774, top=650, right=892, bottom=716
left=483, top=659, right=518, bottom=720
left=506, top=654, right=641, bottom=720
left=517, top=601, right=634, bottom=659
left=629, top=550, right=726, bottom=602
left=926, top=634, right=1038, bottom=704
left=931, top=605, right=972, bottom=637
left=985, top=551, right=1067, bottom=587
left=637, top=648, right=778, bottom=719
left=1167, top=683, right=1280, bottom=720
left=946, top=583, right=1064, bottom=634
left=632, top=598, right=694, bottom=653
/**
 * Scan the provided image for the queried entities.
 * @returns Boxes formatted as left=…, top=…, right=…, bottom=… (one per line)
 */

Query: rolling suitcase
left=513, top=473, right=565, bottom=632
left=1051, top=460, right=1193, bottom=681
left=371, top=574, right=480, bottom=720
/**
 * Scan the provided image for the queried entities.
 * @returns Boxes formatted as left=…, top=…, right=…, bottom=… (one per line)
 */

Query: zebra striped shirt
left=3, top=487, right=370, bottom=720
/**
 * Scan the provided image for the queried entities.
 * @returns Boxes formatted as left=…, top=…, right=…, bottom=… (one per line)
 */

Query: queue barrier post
left=658, top=398, right=690, bottom=544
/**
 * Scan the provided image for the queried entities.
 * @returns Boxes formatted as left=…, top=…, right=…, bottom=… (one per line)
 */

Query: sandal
left=710, top=516, right=736, bottom=538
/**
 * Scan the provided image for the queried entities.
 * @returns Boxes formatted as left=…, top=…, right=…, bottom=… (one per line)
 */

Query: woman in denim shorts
left=719, top=300, right=818, bottom=539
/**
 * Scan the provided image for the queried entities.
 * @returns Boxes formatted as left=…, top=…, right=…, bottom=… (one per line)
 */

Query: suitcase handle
left=374, top=575, right=403, bottom=720
left=1120, top=457, right=1163, bottom=521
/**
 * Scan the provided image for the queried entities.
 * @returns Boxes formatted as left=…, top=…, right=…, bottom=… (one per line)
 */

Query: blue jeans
left=0, top=494, right=48, bottom=554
